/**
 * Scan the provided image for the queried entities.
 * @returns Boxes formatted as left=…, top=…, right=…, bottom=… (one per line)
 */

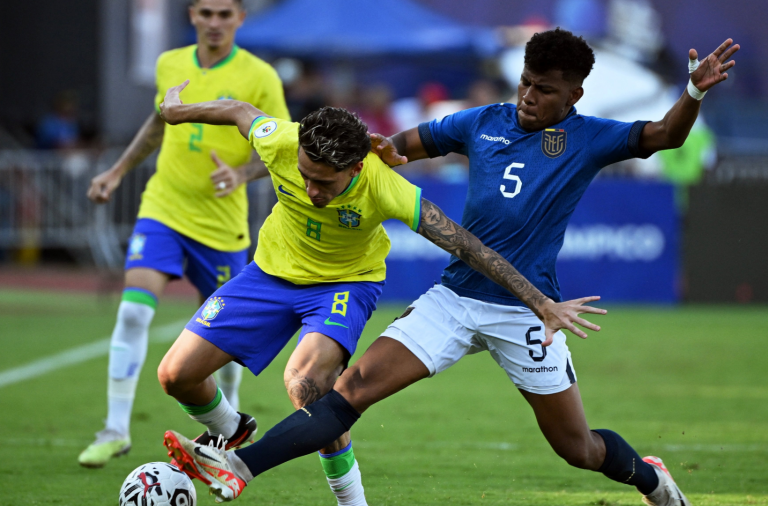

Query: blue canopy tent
left=233, top=0, right=499, bottom=58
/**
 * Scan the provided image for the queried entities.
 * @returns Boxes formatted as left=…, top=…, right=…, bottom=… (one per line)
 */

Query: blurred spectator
left=358, top=84, right=397, bottom=137
left=36, top=90, right=81, bottom=150
left=283, top=62, right=327, bottom=121
left=466, top=79, right=501, bottom=108
left=391, top=81, right=450, bottom=131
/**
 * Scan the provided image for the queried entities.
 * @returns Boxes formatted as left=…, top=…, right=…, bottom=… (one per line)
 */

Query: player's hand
left=369, top=133, right=408, bottom=167
left=690, top=39, right=739, bottom=93
left=210, top=151, right=244, bottom=198
left=87, top=169, right=122, bottom=203
left=159, top=80, right=190, bottom=125
left=538, top=296, right=606, bottom=346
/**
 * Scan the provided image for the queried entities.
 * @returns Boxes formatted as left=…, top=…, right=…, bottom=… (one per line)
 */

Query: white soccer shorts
left=384, top=284, right=577, bottom=395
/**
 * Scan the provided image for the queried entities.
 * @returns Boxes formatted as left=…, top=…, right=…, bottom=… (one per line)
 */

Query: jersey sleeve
left=248, top=117, right=297, bottom=174
left=369, top=157, right=422, bottom=231
left=583, top=116, right=654, bottom=168
left=418, top=106, right=485, bottom=158
left=253, top=66, right=291, bottom=121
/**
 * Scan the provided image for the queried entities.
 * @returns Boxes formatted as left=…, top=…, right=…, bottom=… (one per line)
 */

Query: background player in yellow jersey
left=154, top=81, right=602, bottom=503
left=79, top=0, right=289, bottom=471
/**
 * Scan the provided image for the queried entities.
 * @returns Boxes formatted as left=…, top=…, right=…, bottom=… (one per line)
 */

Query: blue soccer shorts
left=125, top=218, right=249, bottom=298
left=185, top=262, right=384, bottom=376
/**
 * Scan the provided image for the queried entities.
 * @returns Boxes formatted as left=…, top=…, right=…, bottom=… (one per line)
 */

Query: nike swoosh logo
left=278, top=185, right=295, bottom=197
left=194, top=446, right=221, bottom=463
left=324, top=317, right=349, bottom=328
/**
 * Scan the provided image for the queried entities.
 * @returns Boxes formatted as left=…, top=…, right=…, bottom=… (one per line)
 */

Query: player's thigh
left=183, top=237, right=249, bottom=299
left=478, top=305, right=577, bottom=395
left=124, top=218, right=185, bottom=296
left=159, top=328, right=235, bottom=387
left=294, top=279, right=385, bottom=365
left=382, top=284, right=479, bottom=377
left=284, top=332, right=348, bottom=408
left=335, top=336, right=430, bottom=413
left=185, top=262, right=302, bottom=377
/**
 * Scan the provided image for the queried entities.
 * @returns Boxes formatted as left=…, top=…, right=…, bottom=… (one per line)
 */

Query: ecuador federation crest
left=541, top=129, right=567, bottom=158
left=201, top=297, right=226, bottom=321
left=337, top=205, right=362, bottom=228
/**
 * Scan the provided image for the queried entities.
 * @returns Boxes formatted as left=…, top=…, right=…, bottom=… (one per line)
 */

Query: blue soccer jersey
left=419, top=103, right=651, bottom=306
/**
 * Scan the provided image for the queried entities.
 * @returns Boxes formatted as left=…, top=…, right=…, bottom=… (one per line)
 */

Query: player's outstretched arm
left=86, top=112, right=165, bottom=203
left=159, top=80, right=263, bottom=139
left=641, top=38, right=739, bottom=153
left=417, top=198, right=606, bottom=345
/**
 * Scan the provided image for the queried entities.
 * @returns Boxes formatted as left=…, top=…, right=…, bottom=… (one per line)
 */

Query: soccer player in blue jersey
left=167, top=30, right=738, bottom=505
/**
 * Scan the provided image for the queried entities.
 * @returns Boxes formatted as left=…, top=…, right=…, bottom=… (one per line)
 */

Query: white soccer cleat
left=78, top=429, right=131, bottom=468
left=641, top=456, right=691, bottom=506
left=164, top=430, right=247, bottom=503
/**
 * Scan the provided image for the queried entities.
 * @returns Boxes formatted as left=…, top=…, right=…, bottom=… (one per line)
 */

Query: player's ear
left=349, top=161, right=364, bottom=178
left=566, top=86, right=584, bottom=107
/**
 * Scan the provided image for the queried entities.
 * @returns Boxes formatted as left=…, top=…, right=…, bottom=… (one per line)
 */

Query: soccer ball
left=118, top=462, right=196, bottom=506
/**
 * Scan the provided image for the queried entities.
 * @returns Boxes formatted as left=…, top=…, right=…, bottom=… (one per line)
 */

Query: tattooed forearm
left=113, top=113, right=165, bottom=176
left=284, top=368, right=322, bottom=409
left=417, top=198, right=550, bottom=317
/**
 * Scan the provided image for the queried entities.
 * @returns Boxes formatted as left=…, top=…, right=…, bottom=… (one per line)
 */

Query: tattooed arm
left=418, top=198, right=606, bottom=345
left=87, top=112, right=165, bottom=203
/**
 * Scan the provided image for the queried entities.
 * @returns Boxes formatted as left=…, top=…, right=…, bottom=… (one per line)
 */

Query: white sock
left=182, top=388, right=240, bottom=438
left=217, top=362, right=243, bottom=412
left=105, top=295, right=156, bottom=435
left=327, top=460, right=367, bottom=506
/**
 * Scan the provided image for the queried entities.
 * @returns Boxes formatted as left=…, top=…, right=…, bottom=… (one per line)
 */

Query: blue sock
left=234, top=390, right=360, bottom=478
left=593, top=429, right=659, bottom=495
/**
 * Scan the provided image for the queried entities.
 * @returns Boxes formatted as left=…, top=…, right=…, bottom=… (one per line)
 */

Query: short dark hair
left=524, top=28, right=595, bottom=84
left=299, top=107, right=371, bottom=171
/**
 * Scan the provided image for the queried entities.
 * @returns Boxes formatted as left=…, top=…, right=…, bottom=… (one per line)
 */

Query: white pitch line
left=0, top=319, right=186, bottom=389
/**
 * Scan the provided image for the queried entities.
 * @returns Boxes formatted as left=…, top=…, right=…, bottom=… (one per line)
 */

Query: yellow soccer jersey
left=138, top=45, right=290, bottom=252
left=248, top=117, right=422, bottom=284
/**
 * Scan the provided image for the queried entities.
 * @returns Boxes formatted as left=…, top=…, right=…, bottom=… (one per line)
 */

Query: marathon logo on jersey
left=337, top=205, right=362, bottom=230
left=254, top=120, right=277, bottom=138
left=199, top=297, right=226, bottom=326
left=480, top=134, right=511, bottom=145
left=128, top=233, right=146, bottom=260
left=541, top=129, right=567, bottom=158
left=522, top=365, right=558, bottom=373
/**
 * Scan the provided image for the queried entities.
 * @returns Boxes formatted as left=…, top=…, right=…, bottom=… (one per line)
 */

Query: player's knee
left=117, top=300, right=153, bottom=330
left=284, top=367, right=336, bottom=408
left=157, top=360, right=190, bottom=397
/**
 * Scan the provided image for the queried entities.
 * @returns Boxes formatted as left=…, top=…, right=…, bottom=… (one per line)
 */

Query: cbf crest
left=337, top=205, right=362, bottom=229
left=201, top=297, right=225, bottom=321
left=541, top=129, right=567, bottom=158
left=128, top=233, right=146, bottom=260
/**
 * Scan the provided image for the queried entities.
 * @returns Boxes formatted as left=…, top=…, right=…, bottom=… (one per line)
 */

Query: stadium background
left=0, top=1, right=766, bottom=505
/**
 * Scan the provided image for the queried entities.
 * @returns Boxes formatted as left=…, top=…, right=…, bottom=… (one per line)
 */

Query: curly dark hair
left=299, top=107, right=371, bottom=171
left=524, top=28, right=595, bottom=84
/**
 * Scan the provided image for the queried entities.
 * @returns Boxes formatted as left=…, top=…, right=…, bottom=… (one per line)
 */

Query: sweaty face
left=189, top=0, right=245, bottom=51
left=297, top=148, right=361, bottom=208
left=516, top=67, right=583, bottom=131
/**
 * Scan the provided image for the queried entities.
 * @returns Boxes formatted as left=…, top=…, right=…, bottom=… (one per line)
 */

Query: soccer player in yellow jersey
left=155, top=81, right=596, bottom=503
left=79, top=0, right=289, bottom=472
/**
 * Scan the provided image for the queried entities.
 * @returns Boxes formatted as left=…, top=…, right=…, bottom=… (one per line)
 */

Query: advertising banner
left=381, top=177, right=678, bottom=304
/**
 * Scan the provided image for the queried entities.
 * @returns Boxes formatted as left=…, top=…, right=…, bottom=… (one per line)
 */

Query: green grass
left=1, top=289, right=767, bottom=505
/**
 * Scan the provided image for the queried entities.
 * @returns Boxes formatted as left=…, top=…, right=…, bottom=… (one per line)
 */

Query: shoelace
left=206, top=434, right=229, bottom=453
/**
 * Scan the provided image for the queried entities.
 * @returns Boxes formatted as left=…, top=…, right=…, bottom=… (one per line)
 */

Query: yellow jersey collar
left=193, top=44, right=240, bottom=70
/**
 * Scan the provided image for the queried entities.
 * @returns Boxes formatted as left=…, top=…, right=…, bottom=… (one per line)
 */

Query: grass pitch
left=0, top=288, right=767, bottom=505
